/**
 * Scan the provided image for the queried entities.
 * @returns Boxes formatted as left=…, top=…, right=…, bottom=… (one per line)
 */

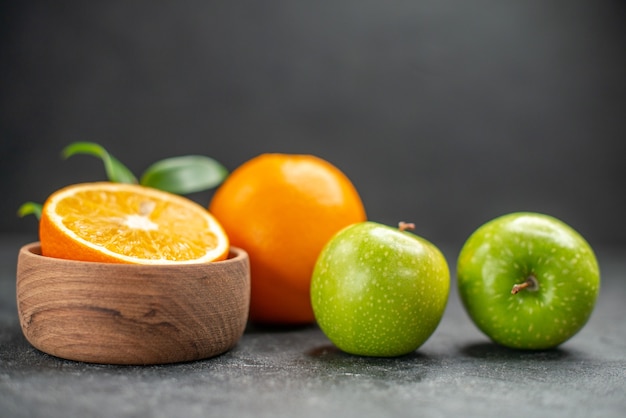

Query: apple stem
left=511, top=275, right=539, bottom=295
left=399, top=222, right=415, bottom=232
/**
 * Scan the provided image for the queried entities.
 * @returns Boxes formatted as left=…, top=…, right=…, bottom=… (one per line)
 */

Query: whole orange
left=209, top=153, right=366, bottom=324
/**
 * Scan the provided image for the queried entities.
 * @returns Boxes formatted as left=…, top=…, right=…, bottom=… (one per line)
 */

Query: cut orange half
left=40, top=182, right=230, bottom=264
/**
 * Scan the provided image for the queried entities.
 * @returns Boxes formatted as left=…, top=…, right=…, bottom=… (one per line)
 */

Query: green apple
left=457, top=212, right=600, bottom=350
left=311, top=221, right=450, bottom=357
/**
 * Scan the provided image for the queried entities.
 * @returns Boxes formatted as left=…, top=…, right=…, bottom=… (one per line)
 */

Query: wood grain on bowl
left=16, top=242, right=250, bottom=365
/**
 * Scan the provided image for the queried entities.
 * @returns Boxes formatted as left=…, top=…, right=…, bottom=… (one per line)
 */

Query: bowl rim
left=18, top=241, right=248, bottom=269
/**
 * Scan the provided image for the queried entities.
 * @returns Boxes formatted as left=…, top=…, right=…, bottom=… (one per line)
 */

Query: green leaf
left=62, top=141, right=137, bottom=184
left=140, top=155, right=228, bottom=194
left=17, top=202, right=42, bottom=220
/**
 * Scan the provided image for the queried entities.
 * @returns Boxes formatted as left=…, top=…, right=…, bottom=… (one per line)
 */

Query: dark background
left=1, top=0, right=625, bottom=251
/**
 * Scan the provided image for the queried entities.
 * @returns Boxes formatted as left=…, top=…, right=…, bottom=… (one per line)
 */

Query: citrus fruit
left=40, top=182, right=229, bottom=264
left=209, top=153, right=366, bottom=324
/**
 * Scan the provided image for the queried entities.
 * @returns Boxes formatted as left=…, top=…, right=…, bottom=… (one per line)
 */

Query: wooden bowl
left=16, top=242, right=250, bottom=365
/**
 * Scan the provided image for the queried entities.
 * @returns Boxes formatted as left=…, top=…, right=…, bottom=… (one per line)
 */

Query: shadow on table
left=302, top=344, right=431, bottom=384
left=461, top=341, right=571, bottom=361
left=244, top=322, right=317, bottom=334
left=307, top=343, right=427, bottom=362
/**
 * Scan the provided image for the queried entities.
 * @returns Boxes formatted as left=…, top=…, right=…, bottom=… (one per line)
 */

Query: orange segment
left=40, top=182, right=229, bottom=264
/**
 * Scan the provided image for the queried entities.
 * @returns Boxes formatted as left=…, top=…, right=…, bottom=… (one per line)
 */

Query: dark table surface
left=1, top=235, right=624, bottom=418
